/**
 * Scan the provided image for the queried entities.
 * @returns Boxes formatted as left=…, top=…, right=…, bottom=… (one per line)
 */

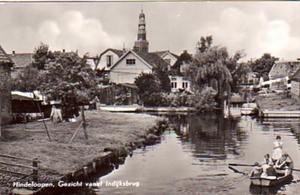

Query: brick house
left=0, top=45, right=13, bottom=124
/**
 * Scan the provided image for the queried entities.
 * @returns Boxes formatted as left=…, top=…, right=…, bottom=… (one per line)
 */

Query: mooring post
left=32, top=158, right=38, bottom=182
left=83, top=166, right=88, bottom=177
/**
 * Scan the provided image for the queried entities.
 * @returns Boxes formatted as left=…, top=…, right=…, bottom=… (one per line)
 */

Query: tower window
left=126, top=59, right=136, bottom=65
left=107, top=55, right=113, bottom=67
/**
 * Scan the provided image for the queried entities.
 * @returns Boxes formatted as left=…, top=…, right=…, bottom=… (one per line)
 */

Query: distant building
left=0, top=45, right=13, bottom=124
left=268, top=61, right=300, bottom=89
left=154, top=50, right=179, bottom=70
left=109, top=50, right=168, bottom=84
left=133, top=9, right=149, bottom=53
left=269, top=61, right=300, bottom=80
left=95, top=48, right=125, bottom=71
left=169, top=50, right=192, bottom=92
left=8, top=51, right=33, bottom=79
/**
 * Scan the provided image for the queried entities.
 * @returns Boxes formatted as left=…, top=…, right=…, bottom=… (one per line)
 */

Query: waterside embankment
left=256, top=93, right=300, bottom=117
left=0, top=110, right=168, bottom=194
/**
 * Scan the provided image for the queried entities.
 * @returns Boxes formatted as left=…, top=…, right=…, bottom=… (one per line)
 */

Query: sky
left=1, top=1, right=300, bottom=61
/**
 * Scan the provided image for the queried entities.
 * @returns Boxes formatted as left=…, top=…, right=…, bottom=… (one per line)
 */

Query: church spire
left=133, top=9, right=149, bottom=53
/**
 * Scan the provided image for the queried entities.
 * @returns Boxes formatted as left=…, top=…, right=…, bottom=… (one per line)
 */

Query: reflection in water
left=170, top=113, right=247, bottom=161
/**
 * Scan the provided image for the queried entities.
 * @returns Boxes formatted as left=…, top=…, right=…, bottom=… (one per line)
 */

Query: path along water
left=67, top=114, right=300, bottom=195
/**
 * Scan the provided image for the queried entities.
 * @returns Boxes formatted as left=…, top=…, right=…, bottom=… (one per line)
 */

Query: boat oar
left=292, top=168, right=300, bottom=172
left=228, top=166, right=249, bottom=176
left=228, top=163, right=256, bottom=167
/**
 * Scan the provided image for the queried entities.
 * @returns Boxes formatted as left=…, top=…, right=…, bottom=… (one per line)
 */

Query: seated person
left=261, top=153, right=272, bottom=165
left=252, top=162, right=263, bottom=177
left=261, top=154, right=276, bottom=177
left=275, top=152, right=291, bottom=169
left=266, top=163, right=277, bottom=177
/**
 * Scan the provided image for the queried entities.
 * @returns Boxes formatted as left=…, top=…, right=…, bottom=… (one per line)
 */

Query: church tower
left=133, top=9, right=149, bottom=53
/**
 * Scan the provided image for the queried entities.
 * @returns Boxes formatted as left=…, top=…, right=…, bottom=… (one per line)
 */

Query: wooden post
left=32, top=158, right=38, bottom=182
left=36, top=102, right=51, bottom=141
left=68, top=122, right=83, bottom=144
left=0, top=90, right=2, bottom=137
left=81, top=106, right=88, bottom=142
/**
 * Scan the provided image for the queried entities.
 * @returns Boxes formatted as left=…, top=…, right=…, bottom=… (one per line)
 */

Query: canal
left=70, top=114, right=300, bottom=195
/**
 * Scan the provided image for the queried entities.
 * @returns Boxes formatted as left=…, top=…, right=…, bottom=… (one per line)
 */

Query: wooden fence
left=0, top=153, right=39, bottom=182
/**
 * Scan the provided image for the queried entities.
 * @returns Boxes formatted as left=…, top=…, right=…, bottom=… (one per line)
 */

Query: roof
left=0, top=45, right=13, bottom=65
left=170, top=51, right=193, bottom=75
left=269, top=61, right=300, bottom=79
left=8, top=53, right=33, bottom=68
left=99, top=48, right=124, bottom=58
left=290, top=68, right=300, bottom=82
left=153, top=50, right=179, bottom=58
left=136, top=52, right=169, bottom=68
left=110, top=50, right=169, bottom=70
left=11, top=94, right=41, bottom=101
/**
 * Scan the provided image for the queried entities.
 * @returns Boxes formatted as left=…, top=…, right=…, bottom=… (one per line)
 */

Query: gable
left=97, top=49, right=125, bottom=70
left=111, top=52, right=152, bottom=72
left=161, top=52, right=178, bottom=66
left=0, top=45, right=13, bottom=65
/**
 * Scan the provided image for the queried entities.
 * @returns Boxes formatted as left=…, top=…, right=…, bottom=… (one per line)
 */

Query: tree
left=185, top=36, right=233, bottom=109
left=31, top=42, right=54, bottom=70
left=11, top=66, right=41, bottom=92
left=226, top=51, right=251, bottom=93
left=152, top=64, right=171, bottom=93
left=134, top=73, right=165, bottom=106
left=39, top=51, right=97, bottom=119
left=249, top=53, right=279, bottom=80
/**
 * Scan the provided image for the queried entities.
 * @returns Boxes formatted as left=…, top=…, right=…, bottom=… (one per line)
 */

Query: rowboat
left=240, top=103, right=258, bottom=115
left=99, top=105, right=142, bottom=112
left=249, top=161, right=293, bottom=187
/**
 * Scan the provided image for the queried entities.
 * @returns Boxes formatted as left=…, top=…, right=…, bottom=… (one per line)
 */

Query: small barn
left=11, top=93, right=52, bottom=123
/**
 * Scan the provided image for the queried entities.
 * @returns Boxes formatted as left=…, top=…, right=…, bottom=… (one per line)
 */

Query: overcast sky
left=1, top=1, right=300, bottom=61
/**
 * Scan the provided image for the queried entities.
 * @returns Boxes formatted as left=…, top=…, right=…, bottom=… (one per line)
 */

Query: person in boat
left=260, top=154, right=277, bottom=178
left=272, top=135, right=283, bottom=163
left=252, top=162, right=263, bottom=177
left=275, top=152, right=292, bottom=169
left=261, top=154, right=272, bottom=165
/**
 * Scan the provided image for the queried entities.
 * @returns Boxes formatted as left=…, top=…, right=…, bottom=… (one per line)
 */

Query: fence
left=0, top=153, right=39, bottom=182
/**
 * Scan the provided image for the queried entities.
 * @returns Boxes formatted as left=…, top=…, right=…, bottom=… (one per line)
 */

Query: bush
left=191, top=87, right=217, bottom=112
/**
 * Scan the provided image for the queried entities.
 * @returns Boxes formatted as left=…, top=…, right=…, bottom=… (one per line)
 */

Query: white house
left=169, top=50, right=192, bottom=92
left=109, top=50, right=169, bottom=84
left=95, top=48, right=125, bottom=71
left=154, top=50, right=178, bottom=69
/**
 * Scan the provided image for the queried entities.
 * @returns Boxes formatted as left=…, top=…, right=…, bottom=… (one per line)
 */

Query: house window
left=182, top=81, right=188, bottom=89
left=164, top=59, right=171, bottom=64
left=126, top=59, right=136, bottom=65
left=171, top=82, right=177, bottom=89
left=107, top=55, right=113, bottom=67
left=171, top=77, right=177, bottom=81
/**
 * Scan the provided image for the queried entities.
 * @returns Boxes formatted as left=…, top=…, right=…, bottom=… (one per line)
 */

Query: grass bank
left=0, top=110, right=165, bottom=193
left=256, top=93, right=300, bottom=111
